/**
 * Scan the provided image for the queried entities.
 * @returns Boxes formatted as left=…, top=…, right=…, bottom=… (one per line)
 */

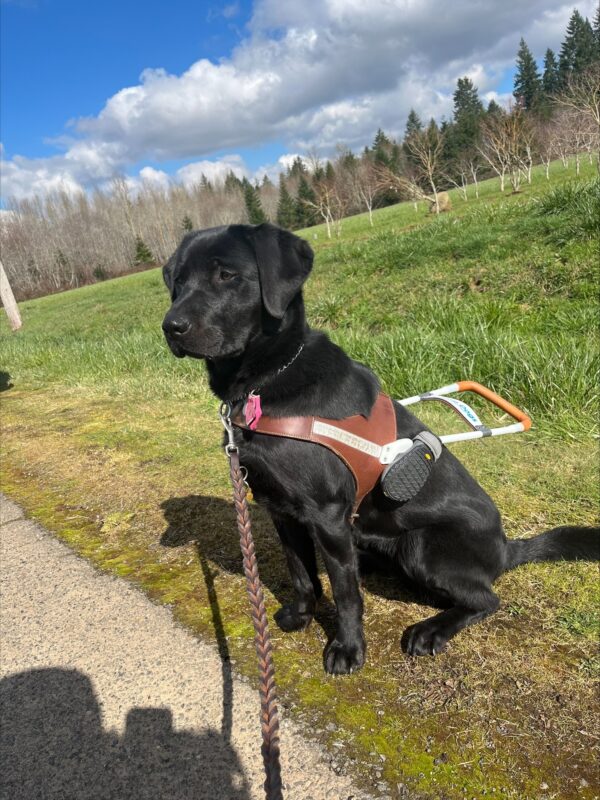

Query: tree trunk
left=0, top=260, right=22, bottom=331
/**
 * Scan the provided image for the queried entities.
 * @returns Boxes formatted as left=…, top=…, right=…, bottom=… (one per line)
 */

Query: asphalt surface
left=0, top=495, right=371, bottom=800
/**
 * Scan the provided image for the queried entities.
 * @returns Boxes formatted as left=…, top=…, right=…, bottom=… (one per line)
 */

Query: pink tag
left=244, top=393, right=262, bottom=430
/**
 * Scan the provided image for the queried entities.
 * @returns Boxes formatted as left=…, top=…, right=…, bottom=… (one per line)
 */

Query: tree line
left=2, top=6, right=599, bottom=300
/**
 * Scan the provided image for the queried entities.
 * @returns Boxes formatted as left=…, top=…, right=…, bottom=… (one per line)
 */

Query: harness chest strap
left=232, top=393, right=398, bottom=515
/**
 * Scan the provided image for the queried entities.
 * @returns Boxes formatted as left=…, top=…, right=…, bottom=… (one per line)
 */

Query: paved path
left=0, top=495, right=370, bottom=800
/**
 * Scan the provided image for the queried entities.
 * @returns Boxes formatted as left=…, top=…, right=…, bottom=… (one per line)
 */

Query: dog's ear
left=163, top=252, right=177, bottom=294
left=250, top=223, right=314, bottom=319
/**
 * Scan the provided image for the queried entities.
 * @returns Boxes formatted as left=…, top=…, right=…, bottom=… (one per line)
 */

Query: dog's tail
left=505, top=526, right=599, bottom=571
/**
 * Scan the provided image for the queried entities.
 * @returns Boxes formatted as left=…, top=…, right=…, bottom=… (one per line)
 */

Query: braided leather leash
left=221, top=405, right=283, bottom=800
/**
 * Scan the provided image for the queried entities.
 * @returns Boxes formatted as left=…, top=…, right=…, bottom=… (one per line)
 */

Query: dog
left=162, top=222, right=598, bottom=675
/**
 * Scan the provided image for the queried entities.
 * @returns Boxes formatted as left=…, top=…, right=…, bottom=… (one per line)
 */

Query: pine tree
left=404, top=109, right=423, bottom=139
left=486, top=98, right=503, bottom=115
left=181, top=214, right=194, bottom=232
left=276, top=175, right=296, bottom=230
left=243, top=180, right=267, bottom=225
left=288, top=156, right=307, bottom=179
left=134, top=236, right=153, bottom=265
left=559, top=10, right=596, bottom=85
left=514, top=38, right=542, bottom=109
left=295, top=176, right=318, bottom=228
left=224, top=171, right=242, bottom=193
left=594, top=4, right=600, bottom=52
left=453, top=77, right=484, bottom=121
left=575, top=18, right=597, bottom=71
left=372, top=128, right=394, bottom=166
left=446, top=76, right=484, bottom=165
left=542, top=48, right=559, bottom=95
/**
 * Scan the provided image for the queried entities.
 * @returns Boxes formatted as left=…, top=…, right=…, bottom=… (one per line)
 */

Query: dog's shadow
left=160, top=495, right=421, bottom=645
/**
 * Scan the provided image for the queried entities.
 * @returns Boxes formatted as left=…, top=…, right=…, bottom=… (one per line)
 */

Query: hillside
left=1, top=161, right=598, bottom=799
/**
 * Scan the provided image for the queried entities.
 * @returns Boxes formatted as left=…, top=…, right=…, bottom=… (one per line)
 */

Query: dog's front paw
left=274, top=604, right=312, bottom=632
left=323, top=637, right=365, bottom=675
left=402, top=621, right=449, bottom=657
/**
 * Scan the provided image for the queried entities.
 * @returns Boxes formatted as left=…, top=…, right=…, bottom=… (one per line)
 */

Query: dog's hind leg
left=401, top=578, right=500, bottom=656
left=272, top=515, right=323, bottom=632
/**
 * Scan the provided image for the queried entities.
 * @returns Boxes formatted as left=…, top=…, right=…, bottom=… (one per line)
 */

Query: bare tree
left=300, top=173, right=348, bottom=239
left=374, top=163, right=427, bottom=211
left=555, top=66, right=600, bottom=171
left=533, top=118, right=558, bottom=179
left=478, top=106, right=534, bottom=193
left=341, top=156, right=381, bottom=225
left=404, top=125, right=446, bottom=213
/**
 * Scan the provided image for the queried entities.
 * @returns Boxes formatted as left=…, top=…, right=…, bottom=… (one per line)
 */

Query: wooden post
left=0, top=259, right=22, bottom=331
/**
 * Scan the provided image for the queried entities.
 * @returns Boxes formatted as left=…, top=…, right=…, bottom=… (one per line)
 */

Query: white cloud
left=3, top=0, right=596, bottom=201
left=176, top=154, right=248, bottom=187
left=253, top=152, right=309, bottom=182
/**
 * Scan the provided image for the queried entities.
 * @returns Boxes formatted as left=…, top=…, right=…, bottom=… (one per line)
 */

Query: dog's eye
left=218, top=269, right=235, bottom=282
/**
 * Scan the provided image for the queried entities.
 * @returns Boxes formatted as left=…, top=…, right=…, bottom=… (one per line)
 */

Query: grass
left=1, top=159, right=599, bottom=799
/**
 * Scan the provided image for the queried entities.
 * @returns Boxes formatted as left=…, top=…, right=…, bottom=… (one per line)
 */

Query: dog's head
left=162, top=223, right=313, bottom=359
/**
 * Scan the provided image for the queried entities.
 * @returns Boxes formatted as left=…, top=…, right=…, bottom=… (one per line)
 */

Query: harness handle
left=398, top=381, right=532, bottom=444
left=455, top=381, right=531, bottom=430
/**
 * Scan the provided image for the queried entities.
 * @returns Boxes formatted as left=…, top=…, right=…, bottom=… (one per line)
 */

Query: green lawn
left=1, top=159, right=598, bottom=799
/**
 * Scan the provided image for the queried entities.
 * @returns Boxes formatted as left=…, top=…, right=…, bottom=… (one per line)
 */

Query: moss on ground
left=1, top=386, right=598, bottom=799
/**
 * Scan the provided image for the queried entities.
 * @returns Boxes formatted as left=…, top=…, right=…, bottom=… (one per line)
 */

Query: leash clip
left=219, top=402, right=238, bottom=457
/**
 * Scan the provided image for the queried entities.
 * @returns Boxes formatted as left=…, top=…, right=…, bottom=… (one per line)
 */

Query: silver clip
left=219, top=402, right=238, bottom=456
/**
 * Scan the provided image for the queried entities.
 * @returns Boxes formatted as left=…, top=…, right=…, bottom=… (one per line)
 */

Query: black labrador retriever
left=162, top=222, right=598, bottom=675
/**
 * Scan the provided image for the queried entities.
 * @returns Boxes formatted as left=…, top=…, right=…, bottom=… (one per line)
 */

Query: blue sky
left=1, top=0, right=595, bottom=202
left=1, top=1, right=257, bottom=158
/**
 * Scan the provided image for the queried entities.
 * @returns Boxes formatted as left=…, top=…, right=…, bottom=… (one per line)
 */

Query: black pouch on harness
left=380, top=431, right=442, bottom=503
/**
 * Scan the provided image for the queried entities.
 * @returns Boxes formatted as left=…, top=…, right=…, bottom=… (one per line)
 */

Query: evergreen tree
left=325, top=161, right=336, bottom=183
left=542, top=48, right=559, bottom=95
left=134, top=236, right=153, bottom=265
left=576, top=17, right=597, bottom=71
left=295, top=176, right=318, bottom=228
left=559, top=10, right=597, bottom=85
left=404, top=109, right=423, bottom=139
left=288, top=156, right=307, bottom=179
left=181, top=214, right=194, bottom=232
left=276, top=175, right=296, bottom=230
left=453, top=77, right=484, bottom=121
left=372, top=128, right=391, bottom=150
left=513, top=38, right=542, bottom=109
left=224, top=170, right=243, bottom=193
left=388, top=142, right=402, bottom=173
left=243, top=179, right=267, bottom=225
left=486, top=98, right=503, bottom=115
left=594, top=4, right=600, bottom=52
left=200, top=174, right=213, bottom=192
left=372, top=128, right=394, bottom=166
left=445, top=76, right=484, bottom=167
left=338, top=149, right=358, bottom=171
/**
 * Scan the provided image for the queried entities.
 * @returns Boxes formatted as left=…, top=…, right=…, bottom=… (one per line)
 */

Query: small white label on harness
left=312, top=421, right=382, bottom=458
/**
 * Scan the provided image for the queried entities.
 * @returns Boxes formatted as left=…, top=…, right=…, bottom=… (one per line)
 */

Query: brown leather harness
left=233, top=393, right=397, bottom=518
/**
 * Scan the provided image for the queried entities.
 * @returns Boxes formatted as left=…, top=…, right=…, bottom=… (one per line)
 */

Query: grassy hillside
left=1, top=160, right=598, bottom=799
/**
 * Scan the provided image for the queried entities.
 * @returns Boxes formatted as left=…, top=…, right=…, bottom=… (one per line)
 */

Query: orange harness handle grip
left=456, top=381, right=532, bottom=431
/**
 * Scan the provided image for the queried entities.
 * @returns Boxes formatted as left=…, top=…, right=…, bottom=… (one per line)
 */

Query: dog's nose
left=162, top=317, right=191, bottom=337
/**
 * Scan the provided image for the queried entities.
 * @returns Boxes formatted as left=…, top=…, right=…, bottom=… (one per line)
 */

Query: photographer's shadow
left=0, top=668, right=251, bottom=800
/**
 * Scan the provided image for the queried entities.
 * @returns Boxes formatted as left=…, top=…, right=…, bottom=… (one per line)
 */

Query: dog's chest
left=230, top=426, right=354, bottom=514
